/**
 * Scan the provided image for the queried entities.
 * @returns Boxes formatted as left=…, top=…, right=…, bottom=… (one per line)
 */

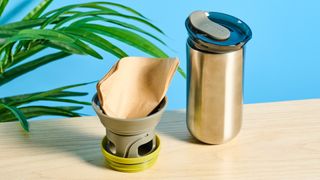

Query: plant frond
left=0, top=105, right=82, bottom=123
left=0, top=0, right=9, bottom=17
left=23, top=0, right=53, bottom=20
left=0, top=102, right=29, bottom=131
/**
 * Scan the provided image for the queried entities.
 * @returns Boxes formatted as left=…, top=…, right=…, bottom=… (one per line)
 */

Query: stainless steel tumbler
left=186, top=11, right=252, bottom=144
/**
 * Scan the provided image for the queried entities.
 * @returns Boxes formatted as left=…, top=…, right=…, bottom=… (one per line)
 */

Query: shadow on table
left=1, top=117, right=109, bottom=170
left=157, top=110, right=203, bottom=145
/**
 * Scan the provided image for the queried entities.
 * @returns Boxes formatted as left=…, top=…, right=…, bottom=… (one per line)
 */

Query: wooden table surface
left=0, top=99, right=320, bottom=180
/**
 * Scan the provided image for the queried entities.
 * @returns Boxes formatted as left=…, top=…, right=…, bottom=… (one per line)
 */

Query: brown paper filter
left=96, top=57, right=179, bottom=119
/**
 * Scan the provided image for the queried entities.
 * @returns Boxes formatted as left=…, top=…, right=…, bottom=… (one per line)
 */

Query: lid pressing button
left=189, top=11, right=231, bottom=41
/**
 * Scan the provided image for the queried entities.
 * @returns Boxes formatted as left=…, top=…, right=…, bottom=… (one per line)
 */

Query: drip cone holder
left=92, top=94, right=167, bottom=172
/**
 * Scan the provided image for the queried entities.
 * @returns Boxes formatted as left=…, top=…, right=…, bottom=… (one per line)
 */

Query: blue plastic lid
left=186, top=11, right=252, bottom=53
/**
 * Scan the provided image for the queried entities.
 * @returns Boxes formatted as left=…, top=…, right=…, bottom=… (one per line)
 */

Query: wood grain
left=0, top=99, right=319, bottom=180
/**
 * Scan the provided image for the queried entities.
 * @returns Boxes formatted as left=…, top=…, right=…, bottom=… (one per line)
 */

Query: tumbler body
left=186, top=11, right=252, bottom=144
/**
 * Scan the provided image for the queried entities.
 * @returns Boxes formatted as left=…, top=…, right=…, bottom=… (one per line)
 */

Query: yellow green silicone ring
left=101, top=135, right=161, bottom=172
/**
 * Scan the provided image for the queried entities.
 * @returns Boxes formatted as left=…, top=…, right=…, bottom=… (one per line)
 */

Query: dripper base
left=101, top=135, right=161, bottom=172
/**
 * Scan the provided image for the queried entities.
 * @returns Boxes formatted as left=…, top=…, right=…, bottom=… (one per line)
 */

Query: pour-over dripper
left=92, top=94, right=167, bottom=172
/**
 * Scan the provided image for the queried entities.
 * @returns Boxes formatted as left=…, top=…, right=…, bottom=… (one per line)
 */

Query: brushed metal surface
left=187, top=45, right=243, bottom=144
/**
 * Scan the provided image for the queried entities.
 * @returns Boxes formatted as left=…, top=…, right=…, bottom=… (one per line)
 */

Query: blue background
left=1, top=0, right=320, bottom=118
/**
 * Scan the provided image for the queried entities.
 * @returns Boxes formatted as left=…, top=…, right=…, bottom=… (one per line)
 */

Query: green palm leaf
left=28, top=81, right=95, bottom=98
left=70, top=16, right=166, bottom=46
left=61, top=27, right=127, bottom=58
left=74, top=23, right=168, bottom=57
left=0, top=103, right=29, bottom=131
left=39, top=98, right=91, bottom=105
left=9, top=45, right=46, bottom=68
left=0, top=82, right=94, bottom=107
left=52, top=10, right=162, bottom=33
left=0, top=44, right=13, bottom=72
left=0, top=17, right=68, bottom=30
left=0, top=28, right=17, bottom=37
left=0, top=51, right=71, bottom=85
left=95, top=1, right=146, bottom=18
left=0, top=91, right=88, bottom=105
left=52, top=91, right=89, bottom=97
left=23, top=0, right=53, bottom=20
left=0, top=0, right=9, bottom=17
left=40, top=3, right=118, bottom=28
left=1, top=29, right=102, bottom=59
left=42, top=1, right=145, bottom=19
left=1, top=106, right=83, bottom=123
